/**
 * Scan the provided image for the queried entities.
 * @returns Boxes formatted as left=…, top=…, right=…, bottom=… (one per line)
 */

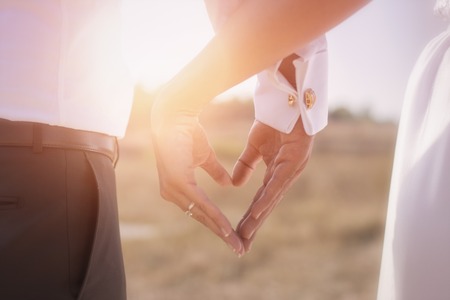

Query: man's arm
left=155, top=0, right=370, bottom=111
left=151, top=0, right=370, bottom=256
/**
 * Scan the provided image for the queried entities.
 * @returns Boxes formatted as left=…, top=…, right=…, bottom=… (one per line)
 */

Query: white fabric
left=435, top=0, right=450, bottom=19
left=0, top=0, right=134, bottom=137
left=254, top=37, right=327, bottom=135
left=205, top=0, right=328, bottom=135
left=377, top=26, right=450, bottom=300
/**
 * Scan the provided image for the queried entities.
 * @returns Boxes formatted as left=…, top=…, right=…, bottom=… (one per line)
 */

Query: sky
left=122, top=0, right=448, bottom=122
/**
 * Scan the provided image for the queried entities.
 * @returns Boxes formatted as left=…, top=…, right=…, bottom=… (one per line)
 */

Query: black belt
left=0, top=118, right=118, bottom=165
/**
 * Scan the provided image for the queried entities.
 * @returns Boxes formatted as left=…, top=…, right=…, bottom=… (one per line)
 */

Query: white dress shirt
left=205, top=0, right=328, bottom=135
left=0, top=0, right=134, bottom=137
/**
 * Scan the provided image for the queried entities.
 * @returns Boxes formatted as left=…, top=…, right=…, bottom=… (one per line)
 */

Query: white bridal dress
left=377, top=18, right=450, bottom=300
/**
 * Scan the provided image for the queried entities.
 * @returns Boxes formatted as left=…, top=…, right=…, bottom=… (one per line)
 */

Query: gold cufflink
left=288, top=94, right=296, bottom=106
left=304, top=88, right=316, bottom=109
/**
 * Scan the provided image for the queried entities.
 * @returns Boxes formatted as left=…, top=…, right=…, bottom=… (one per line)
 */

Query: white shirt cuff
left=254, top=35, right=328, bottom=135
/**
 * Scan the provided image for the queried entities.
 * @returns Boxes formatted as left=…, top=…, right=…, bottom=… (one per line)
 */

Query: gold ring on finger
left=185, top=202, right=195, bottom=217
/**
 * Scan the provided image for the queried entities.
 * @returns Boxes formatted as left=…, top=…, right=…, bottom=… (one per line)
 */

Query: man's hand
left=151, top=100, right=244, bottom=256
left=233, top=118, right=314, bottom=253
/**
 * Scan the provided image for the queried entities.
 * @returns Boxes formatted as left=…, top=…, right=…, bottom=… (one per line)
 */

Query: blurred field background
left=116, top=87, right=397, bottom=300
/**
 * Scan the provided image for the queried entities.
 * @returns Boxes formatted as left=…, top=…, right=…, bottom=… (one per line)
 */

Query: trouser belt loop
left=33, top=123, right=43, bottom=153
left=113, top=137, right=120, bottom=168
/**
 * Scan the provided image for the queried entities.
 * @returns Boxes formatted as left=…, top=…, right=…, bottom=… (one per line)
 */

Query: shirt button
left=304, top=88, right=316, bottom=109
left=288, top=94, right=296, bottom=106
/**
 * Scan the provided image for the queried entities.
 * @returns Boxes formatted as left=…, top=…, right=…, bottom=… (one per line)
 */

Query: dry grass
left=116, top=98, right=397, bottom=300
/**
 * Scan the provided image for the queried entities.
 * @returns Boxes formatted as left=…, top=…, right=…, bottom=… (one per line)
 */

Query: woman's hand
left=151, top=97, right=244, bottom=256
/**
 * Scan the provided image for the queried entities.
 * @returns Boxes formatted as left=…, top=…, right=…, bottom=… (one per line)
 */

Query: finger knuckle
left=159, top=188, right=172, bottom=202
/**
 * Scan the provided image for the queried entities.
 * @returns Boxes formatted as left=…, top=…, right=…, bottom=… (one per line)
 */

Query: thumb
left=232, top=144, right=261, bottom=186
left=201, top=148, right=232, bottom=186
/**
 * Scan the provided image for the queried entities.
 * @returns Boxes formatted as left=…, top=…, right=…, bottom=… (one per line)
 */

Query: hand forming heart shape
left=151, top=98, right=314, bottom=257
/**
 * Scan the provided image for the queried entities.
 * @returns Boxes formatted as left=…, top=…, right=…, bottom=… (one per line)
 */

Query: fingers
left=236, top=151, right=309, bottom=253
left=200, top=149, right=232, bottom=186
left=167, top=184, right=245, bottom=256
left=250, top=159, right=301, bottom=219
left=152, top=116, right=244, bottom=256
left=239, top=193, right=282, bottom=252
left=236, top=186, right=264, bottom=252
left=239, top=191, right=283, bottom=239
left=232, top=144, right=261, bottom=186
left=192, top=122, right=232, bottom=186
left=237, top=189, right=285, bottom=253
